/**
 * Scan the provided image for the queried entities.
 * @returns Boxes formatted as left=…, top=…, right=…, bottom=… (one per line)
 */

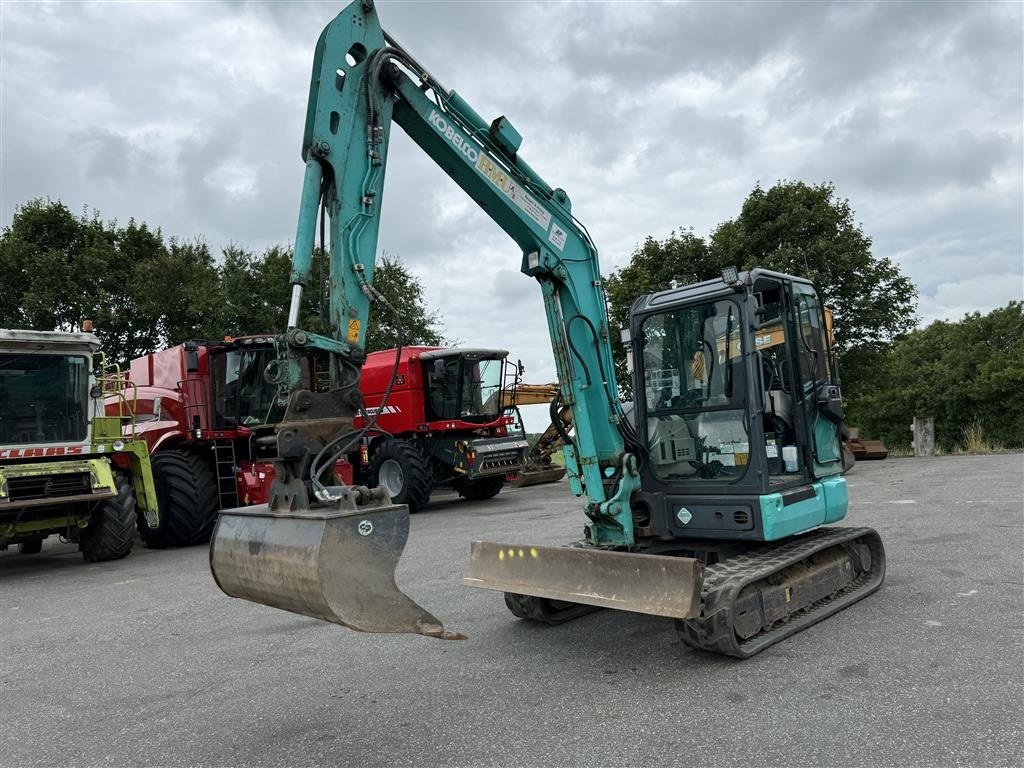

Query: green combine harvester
left=0, top=328, right=158, bottom=561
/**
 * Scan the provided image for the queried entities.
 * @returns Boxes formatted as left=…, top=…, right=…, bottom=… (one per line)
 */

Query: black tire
left=143, top=450, right=220, bottom=548
left=18, top=538, right=43, bottom=555
left=368, top=440, right=432, bottom=513
left=454, top=475, right=504, bottom=501
left=79, top=471, right=136, bottom=562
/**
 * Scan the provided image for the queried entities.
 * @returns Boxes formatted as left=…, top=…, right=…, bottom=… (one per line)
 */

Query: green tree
left=602, top=181, right=918, bottom=401
left=0, top=199, right=167, bottom=363
left=236, top=247, right=445, bottom=352
left=604, top=229, right=721, bottom=396
left=1, top=199, right=100, bottom=332
left=363, top=253, right=445, bottom=352
left=2, top=199, right=445, bottom=366
left=134, top=238, right=224, bottom=348
left=847, top=302, right=1024, bottom=450
left=710, top=181, right=917, bottom=352
left=218, top=245, right=291, bottom=336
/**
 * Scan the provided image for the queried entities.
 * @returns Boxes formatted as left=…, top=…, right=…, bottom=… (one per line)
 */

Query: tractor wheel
left=18, top=538, right=43, bottom=555
left=143, top=450, right=220, bottom=548
left=79, top=471, right=136, bottom=562
left=368, top=440, right=432, bottom=513
left=454, top=475, right=505, bottom=501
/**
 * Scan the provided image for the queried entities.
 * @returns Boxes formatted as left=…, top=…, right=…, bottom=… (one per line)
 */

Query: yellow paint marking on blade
left=464, top=541, right=704, bottom=619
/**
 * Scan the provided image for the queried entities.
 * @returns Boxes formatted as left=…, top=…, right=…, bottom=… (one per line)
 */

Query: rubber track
left=79, top=471, right=136, bottom=562
left=676, top=526, right=886, bottom=658
left=504, top=593, right=601, bottom=625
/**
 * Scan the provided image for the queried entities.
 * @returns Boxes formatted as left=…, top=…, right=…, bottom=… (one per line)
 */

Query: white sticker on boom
left=549, top=222, right=567, bottom=250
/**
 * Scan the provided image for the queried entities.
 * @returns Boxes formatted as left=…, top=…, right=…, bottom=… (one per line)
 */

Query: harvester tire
left=454, top=475, right=504, bottom=501
left=369, top=440, right=432, bottom=513
left=18, top=539, right=43, bottom=555
left=79, top=471, right=136, bottom=562
left=144, top=450, right=220, bottom=548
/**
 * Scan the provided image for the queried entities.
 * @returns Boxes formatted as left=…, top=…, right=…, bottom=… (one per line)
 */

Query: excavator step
left=675, top=526, right=885, bottom=658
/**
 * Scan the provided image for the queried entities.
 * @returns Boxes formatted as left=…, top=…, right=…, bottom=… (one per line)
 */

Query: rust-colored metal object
left=464, top=541, right=704, bottom=619
left=847, top=428, right=888, bottom=461
left=511, top=465, right=567, bottom=487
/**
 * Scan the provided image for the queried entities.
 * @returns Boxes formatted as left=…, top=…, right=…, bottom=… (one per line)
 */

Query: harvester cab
left=210, top=0, right=885, bottom=656
left=356, top=346, right=528, bottom=510
left=0, top=328, right=158, bottom=561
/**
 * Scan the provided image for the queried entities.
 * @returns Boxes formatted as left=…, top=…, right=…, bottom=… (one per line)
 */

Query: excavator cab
left=627, top=267, right=850, bottom=541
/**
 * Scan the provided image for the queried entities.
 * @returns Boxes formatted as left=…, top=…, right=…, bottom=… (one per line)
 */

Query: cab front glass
left=209, top=346, right=330, bottom=428
left=640, top=299, right=750, bottom=483
left=424, top=355, right=504, bottom=423
left=0, top=353, right=90, bottom=444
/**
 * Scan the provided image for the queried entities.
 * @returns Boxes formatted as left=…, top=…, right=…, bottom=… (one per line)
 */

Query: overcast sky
left=2, top=0, right=1022, bottom=430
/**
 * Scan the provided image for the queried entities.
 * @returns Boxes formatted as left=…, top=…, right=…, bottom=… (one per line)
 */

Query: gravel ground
left=1, top=453, right=1022, bottom=767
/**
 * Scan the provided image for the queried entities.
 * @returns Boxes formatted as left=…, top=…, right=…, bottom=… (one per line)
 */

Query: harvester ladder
left=212, top=440, right=239, bottom=510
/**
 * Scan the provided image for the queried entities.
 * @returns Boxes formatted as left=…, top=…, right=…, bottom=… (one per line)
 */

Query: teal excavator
left=210, top=0, right=885, bottom=657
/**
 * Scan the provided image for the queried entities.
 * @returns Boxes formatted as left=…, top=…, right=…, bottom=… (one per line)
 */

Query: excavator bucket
left=210, top=499, right=463, bottom=639
left=464, top=541, right=704, bottom=619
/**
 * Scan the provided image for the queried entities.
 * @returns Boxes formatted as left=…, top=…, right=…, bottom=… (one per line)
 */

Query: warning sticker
left=476, top=154, right=551, bottom=231
left=549, top=222, right=567, bottom=251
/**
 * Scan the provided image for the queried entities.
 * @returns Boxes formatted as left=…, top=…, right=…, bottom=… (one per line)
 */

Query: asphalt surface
left=1, top=453, right=1022, bottom=768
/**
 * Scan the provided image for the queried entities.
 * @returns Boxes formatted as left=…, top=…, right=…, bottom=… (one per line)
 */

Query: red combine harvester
left=109, top=338, right=528, bottom=546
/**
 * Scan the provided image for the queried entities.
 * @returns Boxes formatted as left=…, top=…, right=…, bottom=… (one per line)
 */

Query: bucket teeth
left=210, top=498, right=462, bottom=639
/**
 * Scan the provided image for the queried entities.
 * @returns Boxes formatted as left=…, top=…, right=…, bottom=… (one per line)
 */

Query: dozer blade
left=210, top=501, right=463, bottom=639
left=464, top=541, right=704, bottom=619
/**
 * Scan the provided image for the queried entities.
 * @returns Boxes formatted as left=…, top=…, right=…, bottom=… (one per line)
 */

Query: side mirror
left=816, top=384, right=844, bottom=424
left=184, top=342, right=200, bottom=373
left=756, top=303, right=783, bottom=330
left=433, top=359, right=447, bottom=381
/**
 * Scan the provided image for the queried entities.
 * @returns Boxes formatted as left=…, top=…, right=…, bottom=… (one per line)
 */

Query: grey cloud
left=2, top=0, right=1021, bottom=370
left=813, top=127, right=1017, bottom=192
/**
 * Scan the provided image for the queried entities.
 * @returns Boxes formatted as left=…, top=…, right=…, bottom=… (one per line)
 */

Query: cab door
left=791, top=284, right=844, bottom=476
